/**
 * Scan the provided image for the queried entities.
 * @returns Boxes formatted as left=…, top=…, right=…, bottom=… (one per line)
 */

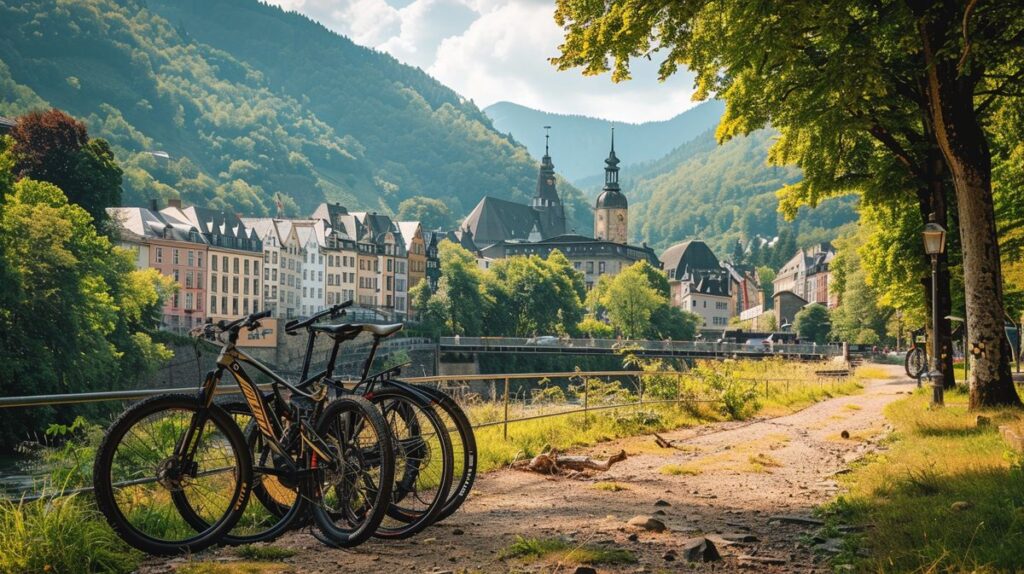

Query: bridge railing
left=438, top=336, right=841, bottom=357
left=0, top=366, right=857, bottom=500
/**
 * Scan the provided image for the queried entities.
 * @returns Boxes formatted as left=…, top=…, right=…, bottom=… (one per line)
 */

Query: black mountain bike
left=93, top=309, right=395, bottom=555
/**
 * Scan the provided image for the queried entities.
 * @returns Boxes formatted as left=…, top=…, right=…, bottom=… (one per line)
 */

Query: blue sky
left=264, top=0, right=701, bottom=123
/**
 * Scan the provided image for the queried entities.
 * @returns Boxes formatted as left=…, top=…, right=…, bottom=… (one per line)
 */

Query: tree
left=480, top=250, right=585, bottom=337
left=396, top=196, right=455, bottom=230
left=651, top=306, right=700, bottom=341
left=434, top=240, right=484, bottom=336
left=794, top=304, right=831, bottom=344
left=830, top=224, right=896, bottom=347
left=602, top=266, right=662, bottom=339
left=757, top=266, right=776, bottom=309
left=0, top=138, right=171, bottom=447
left=11, top=109, right=122, bottom=224
left=552, top=0, right=1023, bottom=407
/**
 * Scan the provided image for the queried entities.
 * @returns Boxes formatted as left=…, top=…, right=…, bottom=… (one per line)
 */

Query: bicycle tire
left=364, top=387, right=453, bottom=539
left=175, top=400, right=307, bottom=545
left=93, top=394, right=252, bottom=555
left=387, top=382, right=477, bottom=522
left=905, top=348, right=927, bottom=379
left=310, top=395, right=395, bottom=548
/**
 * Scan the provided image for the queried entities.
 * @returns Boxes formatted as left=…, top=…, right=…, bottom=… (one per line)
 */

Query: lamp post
left=922, top=216, right=947, bottom=406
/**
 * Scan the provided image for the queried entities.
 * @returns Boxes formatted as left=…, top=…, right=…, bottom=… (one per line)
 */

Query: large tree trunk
left=914, top=3, right=1021, bottom=407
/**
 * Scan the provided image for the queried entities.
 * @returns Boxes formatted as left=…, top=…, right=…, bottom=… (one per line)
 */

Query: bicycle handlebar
left=284, top=300, right=353, bottom=335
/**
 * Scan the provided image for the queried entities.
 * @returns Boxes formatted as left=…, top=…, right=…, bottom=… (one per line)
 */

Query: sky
left=263, top=0, right=701, bottom=124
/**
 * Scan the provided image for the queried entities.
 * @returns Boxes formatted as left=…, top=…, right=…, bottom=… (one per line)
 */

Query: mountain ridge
left=484, top=99, right=725, bottom=184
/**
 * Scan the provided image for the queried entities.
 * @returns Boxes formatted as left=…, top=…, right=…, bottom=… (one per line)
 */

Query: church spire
left=603, top=127, right=620, bottom=192
left=532, top=125, right=566, bottom=238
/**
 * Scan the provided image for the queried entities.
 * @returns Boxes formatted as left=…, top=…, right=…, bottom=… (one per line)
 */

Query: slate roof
left=107, top=207, right=206, bottom=244
left=0, top=116, right=15, bottom=133
left=462, top=196, right=545, bottom=245
left=163, top=205, right=261, bottom=252
left=660, top=240, right=722, bottom=281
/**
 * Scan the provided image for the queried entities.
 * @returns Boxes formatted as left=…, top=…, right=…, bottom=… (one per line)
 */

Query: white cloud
left=263, top=0, right=698, bottom=123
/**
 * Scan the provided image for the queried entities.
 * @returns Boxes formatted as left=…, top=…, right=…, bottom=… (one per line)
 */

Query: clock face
left=546, top=178, right=555, bottom=185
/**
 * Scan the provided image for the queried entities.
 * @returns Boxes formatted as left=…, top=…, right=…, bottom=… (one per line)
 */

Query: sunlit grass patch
left=235, top=545, right=296, bottom=561
left=177, top=562, right=293, bottom=574
left=660, top=463, right=701, bottom=476
left=822, top=391, right=1024, bottom=572
left=747, top=452, right=783, bottom=473
left=593, top=481, right=629, bottom=492
left=499, top=536, right=636, bottom=565
left=844, top=403, right=863, bottom=411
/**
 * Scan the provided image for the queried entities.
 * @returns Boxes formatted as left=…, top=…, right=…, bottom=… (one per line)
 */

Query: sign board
left=740, top=304, right=763, bottom=322
left=238, top=318, right=278, bottom=348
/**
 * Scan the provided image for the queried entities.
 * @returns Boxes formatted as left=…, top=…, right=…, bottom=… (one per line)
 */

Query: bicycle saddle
left=312, top=322, right=403, bottom=339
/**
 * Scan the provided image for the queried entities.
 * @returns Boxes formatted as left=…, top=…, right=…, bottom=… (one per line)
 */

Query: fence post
left=503, top=376, right=510, bottom=440
left=584, top=376, right=589, bottom=421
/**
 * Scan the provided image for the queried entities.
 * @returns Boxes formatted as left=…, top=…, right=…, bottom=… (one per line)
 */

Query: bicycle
left=92, top=309, right=396, bottom=554
left=905, top=327, right=928, bottom=380
left=206, top=305, right=469, bottom=543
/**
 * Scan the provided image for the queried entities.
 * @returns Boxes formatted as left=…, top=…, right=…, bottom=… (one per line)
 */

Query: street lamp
left=923, top=216, right=947, bottom=406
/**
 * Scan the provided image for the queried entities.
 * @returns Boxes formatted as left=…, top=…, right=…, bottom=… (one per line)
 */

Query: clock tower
left=531, top=126, right=567, bottom=238
left=594, top=129, right=628, bottom=244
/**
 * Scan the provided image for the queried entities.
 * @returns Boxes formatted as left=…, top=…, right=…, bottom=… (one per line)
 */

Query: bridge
left=438, top=336, right=841, bottom=361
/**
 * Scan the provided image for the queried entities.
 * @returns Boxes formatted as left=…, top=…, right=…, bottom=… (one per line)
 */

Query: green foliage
left=0, top=150, right=171, bottom=449
left=500, top=536, right=636, bottom=565
left=395, top=196, right=454, bottom=231
left=615, top=129, right=857, bottom=254
left=601, top=265, right=662, bottom=339
left=480, top=249, right=585, bottom=337
left=0, top=0, right=591, bottom=229
left=830, top=224, right=894, bottom=345
left=576, top=315, right=614, bottom=338
left=794, top=304, right=831, bottom=344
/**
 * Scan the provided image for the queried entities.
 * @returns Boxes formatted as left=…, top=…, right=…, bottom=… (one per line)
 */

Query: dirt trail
left=148, top=364, right=912, bottom=573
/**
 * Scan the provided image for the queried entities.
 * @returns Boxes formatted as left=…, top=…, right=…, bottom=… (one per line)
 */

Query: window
left=187, top=250, right=194, bottom=267
left=197, top=272, right=203, bottom=287
left=598, top=261, right=606, bottom=274
left=197, top=256, right=203, bottom=268
left=222, top=276, right=228, bottom=292
left=233, top=258, right=239, bottom=274
left=264, top=268, right=269, bottom=280
left=233, top=298, right=239, bottom=315
left=318, top=271, right=323, bottom=282
left=272, top=252, right=278, bottom=264
left=173, top=249, right=180, bottom=265
left=222, top=296, right=227, bottom=314
left=387, top=259, right=392, bottom=272
left=272, top=269, right=277, bottom=281
left=185, top=293, right=193, bottom=310
left=222, top=256, right=228, bottom=272
left=211, top=255, right=217, bottom=271
left=573, top=262, right=581, bottom=270
left=211, top=274, right=217, bottom=292
left=210, top=296, right=217, bottom=314
left=232, top=277, right=239, bottom=293
left=244, top=278, right=249, bottom=295
left=244, top=260, right=249, bottom=275
left=185, top=271, right=193, bottom=289
left=155, top=247, right=163, bottom=263
left=586, top=261, right=594, bottom=273
left=692, top=300, right=697, bottom=307
left=173, top=270, right=180, bottom=282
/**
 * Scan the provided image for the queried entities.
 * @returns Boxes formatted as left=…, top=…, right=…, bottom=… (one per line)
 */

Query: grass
left=0, top=494, right=140, bottom=574
left=747, top=452, right=783, bottom=472
left=176, top=562, right=293, bottom=574
left=499, top=536, right=636, bottom=565
left=592, top=481, right=629, bottom=491
left=821, top=388, right=1024, bottom=572
left=235, top=545, right=296, bottom=561
left=660, top=463, right=701, bottom=475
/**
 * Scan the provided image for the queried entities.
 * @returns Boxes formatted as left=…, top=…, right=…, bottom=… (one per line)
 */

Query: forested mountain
left=484, top=100, right=724, bottom=183
left=624, top=129, right=858, bottom=254
left=0, top=0, right=590, bottom=230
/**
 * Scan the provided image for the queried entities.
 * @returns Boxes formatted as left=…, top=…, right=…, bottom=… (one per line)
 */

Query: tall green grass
left=822, top=389, right=1024, bottom=572
left=0, top=495, right=139, bottom=574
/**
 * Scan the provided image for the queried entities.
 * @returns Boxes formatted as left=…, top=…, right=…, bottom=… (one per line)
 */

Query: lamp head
left=922, top=221, right=947, bottom=256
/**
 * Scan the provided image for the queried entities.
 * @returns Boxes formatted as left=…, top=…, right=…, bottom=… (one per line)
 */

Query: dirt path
left=149, top=365, right=912, bottom=573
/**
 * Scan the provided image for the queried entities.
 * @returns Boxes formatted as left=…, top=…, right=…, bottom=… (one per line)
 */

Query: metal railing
left=0, top=367, right=855, bottom=500
left=438, top=336, right=842, bottom=357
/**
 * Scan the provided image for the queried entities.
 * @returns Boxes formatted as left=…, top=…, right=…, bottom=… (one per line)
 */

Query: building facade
left=594, top=131, right=629, bottom=244
left=661, top=240, right=734, bottom=335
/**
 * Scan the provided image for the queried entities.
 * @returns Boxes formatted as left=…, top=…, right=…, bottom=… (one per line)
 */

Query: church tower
left=531, top=126, right=567, bottom=238
left=594, top=128, right=628, bottom=243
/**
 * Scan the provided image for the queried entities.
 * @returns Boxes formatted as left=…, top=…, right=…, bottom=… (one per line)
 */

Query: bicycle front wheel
left=310, top=395, right=395, bottom=548
left=905, top=348, right=927, bottom=379
left=92, top=394, right=252, bottom=555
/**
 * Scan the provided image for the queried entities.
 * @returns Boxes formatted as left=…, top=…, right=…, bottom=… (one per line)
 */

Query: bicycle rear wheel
left=905, top=348, right=927, bottom=379
left=365, top=387, right=453, bottom=539
left=92, top=394, right=251, bottom=555
left=175, top=400, right=307, bottom=545
left=310, top=396, right=395, bottom=548
left=389, top=382, right=477, bottom=522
